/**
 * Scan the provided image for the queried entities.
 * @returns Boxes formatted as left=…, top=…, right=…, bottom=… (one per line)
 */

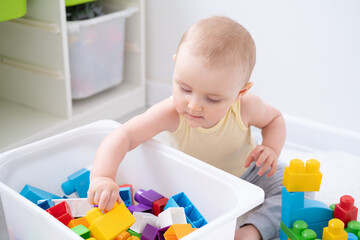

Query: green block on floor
left=127, top=229, right=141, bottom=238
left=71, top=224, right=91, bottom=239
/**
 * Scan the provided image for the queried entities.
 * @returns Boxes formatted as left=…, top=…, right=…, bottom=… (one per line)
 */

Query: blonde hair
left=177, top=16, right=256, bottom=82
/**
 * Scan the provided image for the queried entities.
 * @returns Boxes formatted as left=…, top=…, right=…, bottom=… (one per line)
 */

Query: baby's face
left=172, top=47, right=244, bottom=129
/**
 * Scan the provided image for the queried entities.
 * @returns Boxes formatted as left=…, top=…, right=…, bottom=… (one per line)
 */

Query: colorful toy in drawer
left=164, top=192, right=207, bottom=228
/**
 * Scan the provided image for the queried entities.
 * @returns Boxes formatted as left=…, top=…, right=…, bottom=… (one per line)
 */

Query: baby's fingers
left=266, top=161, right=278, bottom=177
left=257, top=156, right=272, bottom=176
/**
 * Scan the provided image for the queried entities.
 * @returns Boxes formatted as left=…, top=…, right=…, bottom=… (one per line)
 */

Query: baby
left=88, top=16, right=286, bottom=240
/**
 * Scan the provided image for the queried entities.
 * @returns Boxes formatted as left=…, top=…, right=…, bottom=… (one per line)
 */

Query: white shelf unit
left=0, top=0, right=145, bottom=152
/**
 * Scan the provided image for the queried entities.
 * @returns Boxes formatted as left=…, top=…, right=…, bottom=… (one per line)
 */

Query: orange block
left=114, top=231, right=130, bottom=240
left=164, top=224, right=197, bottom=239
left=67, top=217, right=90, bottom=228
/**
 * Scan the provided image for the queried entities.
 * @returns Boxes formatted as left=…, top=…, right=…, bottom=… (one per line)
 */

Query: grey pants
left=239, top=161, right=314, bottom=240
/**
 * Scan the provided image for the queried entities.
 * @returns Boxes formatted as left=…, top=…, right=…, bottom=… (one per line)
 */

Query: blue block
left=36, top=199, right=55, bottom=210
left=61, top=168, right=90, bottom=198
left=281, top=186, right=332, bottom=238
left=119, top=186, right=132, bottom=207
left=281, top=187, right=305, bottom=227
left=165, top=192, right=207, bottom=228
left=20, top=185, right=62, bottom=204
left=347, top=233, right=358, bottom=240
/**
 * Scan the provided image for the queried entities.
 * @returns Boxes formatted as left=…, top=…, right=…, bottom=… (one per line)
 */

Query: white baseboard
left=146, top=80, right=360, bottom=155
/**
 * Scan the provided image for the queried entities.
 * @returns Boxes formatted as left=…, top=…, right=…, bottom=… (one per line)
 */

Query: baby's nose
left=188, top=97, right=202, bottom=112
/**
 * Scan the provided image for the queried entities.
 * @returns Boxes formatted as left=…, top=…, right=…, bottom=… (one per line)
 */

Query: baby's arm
left=241, top=92, right=286, bottom=177
left=87, top=98, right=179, bottom=210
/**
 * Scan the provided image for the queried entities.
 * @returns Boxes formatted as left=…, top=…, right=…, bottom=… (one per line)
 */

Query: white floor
left=0, top=107, right=359, bottom=239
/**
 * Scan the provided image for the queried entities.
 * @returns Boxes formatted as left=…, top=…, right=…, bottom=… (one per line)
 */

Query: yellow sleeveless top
left=168, top=99, right=256, bottom=177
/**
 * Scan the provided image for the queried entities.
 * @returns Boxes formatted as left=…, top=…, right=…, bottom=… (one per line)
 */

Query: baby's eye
left=206, top=97, right=221, bottom=103
left=181, top=87, right=191, bottom=93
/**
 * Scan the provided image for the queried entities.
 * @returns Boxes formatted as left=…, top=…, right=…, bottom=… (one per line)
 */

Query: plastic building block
left=37, top=199, right=55, bottom=210
left=71, top=224, right=91, bottom=239
left=153, top=197, right=168, bottom=216
left=283, top=159, right=322, bottom=192
left=157, top=226, right=170, bottom=240
left=163, top=224, right=197, bottom=240
left=345, top=220, right=360, bottom=235
left=130, top=212, right=158, bottom=234
left=323, top=218, right=348, bottom=240
left=114, top=231, right=130, bottom=240
left=281, top=187, right=332, bottom=239
left=334, top=195, right=358, bottom=227
left=128, top=204, right=152, bottom=214
left=128, top=237, right=140, bottom=240
left=119, top=184, right=133, bottom=207
left=157, top=207, right=187, bottom=229
left=280, top=220, right=318, bottom=240
left=46, top=201, right=74, bottom=225
left=127, top=229, right=142, bottom=238
left=68, top=217, right=90, bottom=228
left=61, top=168, right=90, bottom=198
left=135, top=189, right=164, bottom=207
left=86, top=202, right=136, bottom=240
left=164, top=192, right=207, bottom=228
left=141, top=224, right=159, bottom=240
left=19, top=184, right=62, bottom=204
left=52, top=198, right=93, bottom=217
left=347, top=233, right=358, bottom=240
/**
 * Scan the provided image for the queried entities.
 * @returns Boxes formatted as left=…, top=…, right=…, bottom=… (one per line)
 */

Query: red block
left=334, top=195, right=358, bottom=227
left=153, top=197, right=168, bottom=216
left=46, top=201, right=74, bottom=225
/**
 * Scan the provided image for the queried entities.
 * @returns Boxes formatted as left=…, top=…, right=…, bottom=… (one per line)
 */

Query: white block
left=130, top=212, right=158, bottom=233
left=52, top=198, right=93, bottom=217
left=157, top=207, right=187, bottom=228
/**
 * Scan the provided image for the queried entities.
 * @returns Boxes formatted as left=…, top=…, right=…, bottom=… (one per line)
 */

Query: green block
left=127, top=229, right=141, bottom=238
left=345, top=220, right=360, bottom=235
left=329, top=203, right=336, bottom=218
left=71, top=224, right=91, bottom=239
left=281, top=221, right=318, bottom=240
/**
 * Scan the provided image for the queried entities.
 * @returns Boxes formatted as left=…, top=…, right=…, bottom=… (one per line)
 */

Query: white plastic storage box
left=67, top=3, right=137, bottom=99
left=0, top=120, right=264, bottom=240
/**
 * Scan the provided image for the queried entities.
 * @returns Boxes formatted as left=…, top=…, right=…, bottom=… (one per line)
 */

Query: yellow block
left=85, top=203, right=136, bottom=240
left=323, top=219, right=348, bottom=240
left=283, top=159, right=322, bottom=192
left=164, top=224, right=197, bottom=239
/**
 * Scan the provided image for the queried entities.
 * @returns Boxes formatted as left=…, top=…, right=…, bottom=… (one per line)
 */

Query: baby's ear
left=173, top=54, right=176, bottom=62
left=237, top=82, right=253, bottom=98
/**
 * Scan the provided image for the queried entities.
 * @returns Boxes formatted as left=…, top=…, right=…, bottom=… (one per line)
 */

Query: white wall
left=145, top=0, right=360, bottom=153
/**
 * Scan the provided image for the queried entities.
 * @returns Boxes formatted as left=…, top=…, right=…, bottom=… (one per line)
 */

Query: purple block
left=141, top=224, right=159, bottom=240
left=135, top=189, right=164, bottom=207
left=127, top=204, right=152, bottom=214
left=157, top=226, right=170, bottom=240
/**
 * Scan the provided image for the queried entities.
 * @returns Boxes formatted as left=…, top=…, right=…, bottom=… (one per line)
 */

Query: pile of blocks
left=280, top=159, right=359, bottom=240
left=19, top=168, right=207, bottom=240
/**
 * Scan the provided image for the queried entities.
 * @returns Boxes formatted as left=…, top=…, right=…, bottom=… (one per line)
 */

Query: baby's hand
left=87, top=176, right=122, bottom=211
left=245, top=145, right=278, bottom=177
